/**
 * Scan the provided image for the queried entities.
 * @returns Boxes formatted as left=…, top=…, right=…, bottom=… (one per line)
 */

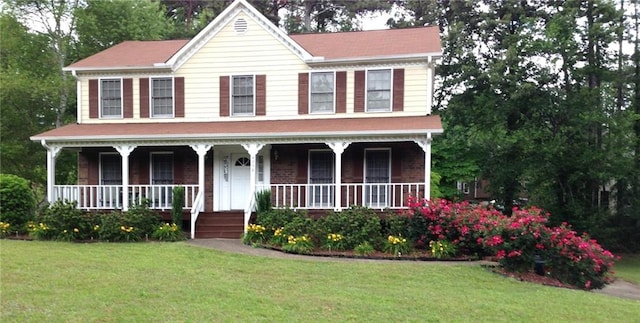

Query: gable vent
left=234, top=18, right=248, bottom=34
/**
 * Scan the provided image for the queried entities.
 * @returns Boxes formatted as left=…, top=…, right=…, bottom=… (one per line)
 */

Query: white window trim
left=150, top=152, right=174, bottom=185
left=99, top=152, right=121, bottom=185
left=230, top=74, right=256, bottom=117
left=309, top=71, right=336, bottom=114
left=364, top=69, right=393, bottom=113
left=99, top=77, right=123, bottom=119
left=149, top=76, right=175, bottom=118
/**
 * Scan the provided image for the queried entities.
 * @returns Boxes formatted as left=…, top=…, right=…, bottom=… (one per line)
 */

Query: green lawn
left=616, top=254, right=640, bottom=284
left=1, top=240, right=638, bottom=322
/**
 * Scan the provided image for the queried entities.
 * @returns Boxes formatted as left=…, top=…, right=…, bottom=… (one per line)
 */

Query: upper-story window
left=151, top=78, right=173, bottom=117
left=232, top=75, right=254, bottom=116
left=366, top=69, right=392, bottom=112
left=100, top=78, right=122, bottom=118
left=310, top=72, right=334, bottom=113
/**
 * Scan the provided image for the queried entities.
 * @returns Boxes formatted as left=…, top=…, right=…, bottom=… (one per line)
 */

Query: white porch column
left=414, top=134, right=433, bottom=200
left=327, top=141, right=351, bottom=211
left=241, top=143, right=265, bottom=231
left=114, top=145, right=136, bottom=211
left=41, top=140, right=62, bottom=204
left=189, top=144, right=212, bottom=210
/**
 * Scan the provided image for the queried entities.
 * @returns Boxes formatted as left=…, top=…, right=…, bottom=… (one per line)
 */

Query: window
left=365, top=149, right=390, bottom=207
left=366, top=69, right=391, bottom=112
left=151, top=153, right=174, bottom=207
left=456, top=181, right=470, bottom=195
left=100, top=154, right=122, bottom=208
left=100, top=79, right=122, bottom=117
left=310, top=72, right=334, bottom=113
left=232, top=75, right=254, bottom=115
left=257, top=155, right=264, bottom=182
left=308, top=150, right=334, bottom=207
left=151, top=78, right=173, bottom=117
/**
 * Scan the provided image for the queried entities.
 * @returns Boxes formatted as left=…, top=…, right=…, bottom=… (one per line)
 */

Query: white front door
left=230, top=154, right=251, bottom=209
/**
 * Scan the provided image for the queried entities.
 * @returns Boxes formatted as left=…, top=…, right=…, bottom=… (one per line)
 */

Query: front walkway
left=186, top=238, right=640, bottom=301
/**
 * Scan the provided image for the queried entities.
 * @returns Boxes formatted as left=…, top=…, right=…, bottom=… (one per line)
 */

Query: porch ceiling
left=31, top=115, right=443, bottom=147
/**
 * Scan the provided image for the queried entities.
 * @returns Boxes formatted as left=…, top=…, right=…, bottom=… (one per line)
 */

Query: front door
left=230, top=154, right=251, bottom=209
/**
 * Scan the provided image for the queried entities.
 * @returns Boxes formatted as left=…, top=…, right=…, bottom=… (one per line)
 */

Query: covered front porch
left=31, top=116, right=443, bottom=239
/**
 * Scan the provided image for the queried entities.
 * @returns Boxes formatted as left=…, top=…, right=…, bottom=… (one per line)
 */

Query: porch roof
left=31, top=115, right=442, bottom=146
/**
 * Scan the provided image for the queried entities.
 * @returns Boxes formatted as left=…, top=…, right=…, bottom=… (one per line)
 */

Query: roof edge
left=166, top=0, right=315, bottom=70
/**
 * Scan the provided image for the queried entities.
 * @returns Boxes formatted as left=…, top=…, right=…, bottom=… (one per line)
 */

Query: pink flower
left=507, top=250, right=522, bottom=258
left=496, top=250, right=506, bottom=259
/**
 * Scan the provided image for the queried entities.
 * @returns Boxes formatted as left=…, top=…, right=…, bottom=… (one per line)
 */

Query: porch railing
left=256, top=183, right=426, bottom=210
left=53, top=184, right=199, bottom=210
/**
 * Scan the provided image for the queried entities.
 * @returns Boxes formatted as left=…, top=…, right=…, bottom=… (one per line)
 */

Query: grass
left=616, top=254, right=640, bottom=284
left=1, top=240, right=638, bottom=322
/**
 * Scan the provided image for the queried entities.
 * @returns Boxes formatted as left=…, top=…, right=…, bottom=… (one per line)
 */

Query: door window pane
left=365, top=149, right=390, bottom=207
left=309, top=151, right=334, bottom=207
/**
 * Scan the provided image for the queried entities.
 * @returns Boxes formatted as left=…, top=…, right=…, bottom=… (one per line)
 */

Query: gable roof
left=290, top=26, right=441, bottom=61
left=65, top=40, right=189, bottom=71
left=64, top=0, right=442, bottom=72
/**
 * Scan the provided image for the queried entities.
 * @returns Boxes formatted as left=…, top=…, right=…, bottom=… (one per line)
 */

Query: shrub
left=124, top=201, right=162, bottom=237
left=281, top=235, right=313, bottom=254
left=384, top=235, right=411, bottom=256
left=0, top=221, right=10, bottom=238
left=28, top=222, right=55, bottom=240
left=429, top=240, right=457, bottom=259
left=405, top=197, right=616, bottom=290
left=317, top=206, right=381, bottom=249
left=152, top=223, right=185, bottom=242
left=40, top=200, right=93, bottom=241
left=0, top=174, right=36, bottom=232
left=257, top=208, right=298, bottom=232
left=323, top=233, right=345, bottom=251
left=354, top=241, right=375, bottom=256
left=255, top=190, right=272, bottom=214
left=171, top=186, right=185, bottom=229
left=257, top=208, right=313, bottom=245
left=242, top=223, right=267, bottom=245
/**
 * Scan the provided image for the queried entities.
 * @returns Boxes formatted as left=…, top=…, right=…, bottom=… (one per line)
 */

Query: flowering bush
left=0, top=221, right=10, bottom=238
left=28, top=222, right=55, bottom=240
left=270, top=227, right=287, bottom=245
left=152, top=223, right=185, bottom=242
left=282, top=235, right=313, bottom=254
left=404, top=197, right=616, bottom=290
left=430, top=240, right=457, bottom=259
left=323, top=233, right=345, bottom=251
left=119, top=225, right=140, bottom=242
left=242, top=223, right=267, bottom=244
left=384, top=235, right=410, bottom=256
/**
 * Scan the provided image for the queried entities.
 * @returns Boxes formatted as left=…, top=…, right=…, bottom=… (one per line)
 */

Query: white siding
left=174, top=11, right=308, bottom=121
left=76, top=12, right=436, bottom=124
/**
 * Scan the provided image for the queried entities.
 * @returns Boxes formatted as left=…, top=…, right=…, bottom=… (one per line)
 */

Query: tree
left=8, top=0, right=79, bottom=128
left=283, top=0, right=392, bottom=34
left=0, top=14, right=55, bottom=187
left=75, top=0, right=174, bottom=60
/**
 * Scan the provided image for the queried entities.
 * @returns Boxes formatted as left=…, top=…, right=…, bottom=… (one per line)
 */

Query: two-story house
left=30, top=0, right=443, bottom=239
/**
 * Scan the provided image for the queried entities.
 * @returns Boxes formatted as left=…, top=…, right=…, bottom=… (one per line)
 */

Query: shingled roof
left=65, top=26, right=440, bottom=70
left=66, top=40, right=189, bottom=70
left=290, top=27, right=440, bottom=60
left=31, top=116, right=442, bottom=143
